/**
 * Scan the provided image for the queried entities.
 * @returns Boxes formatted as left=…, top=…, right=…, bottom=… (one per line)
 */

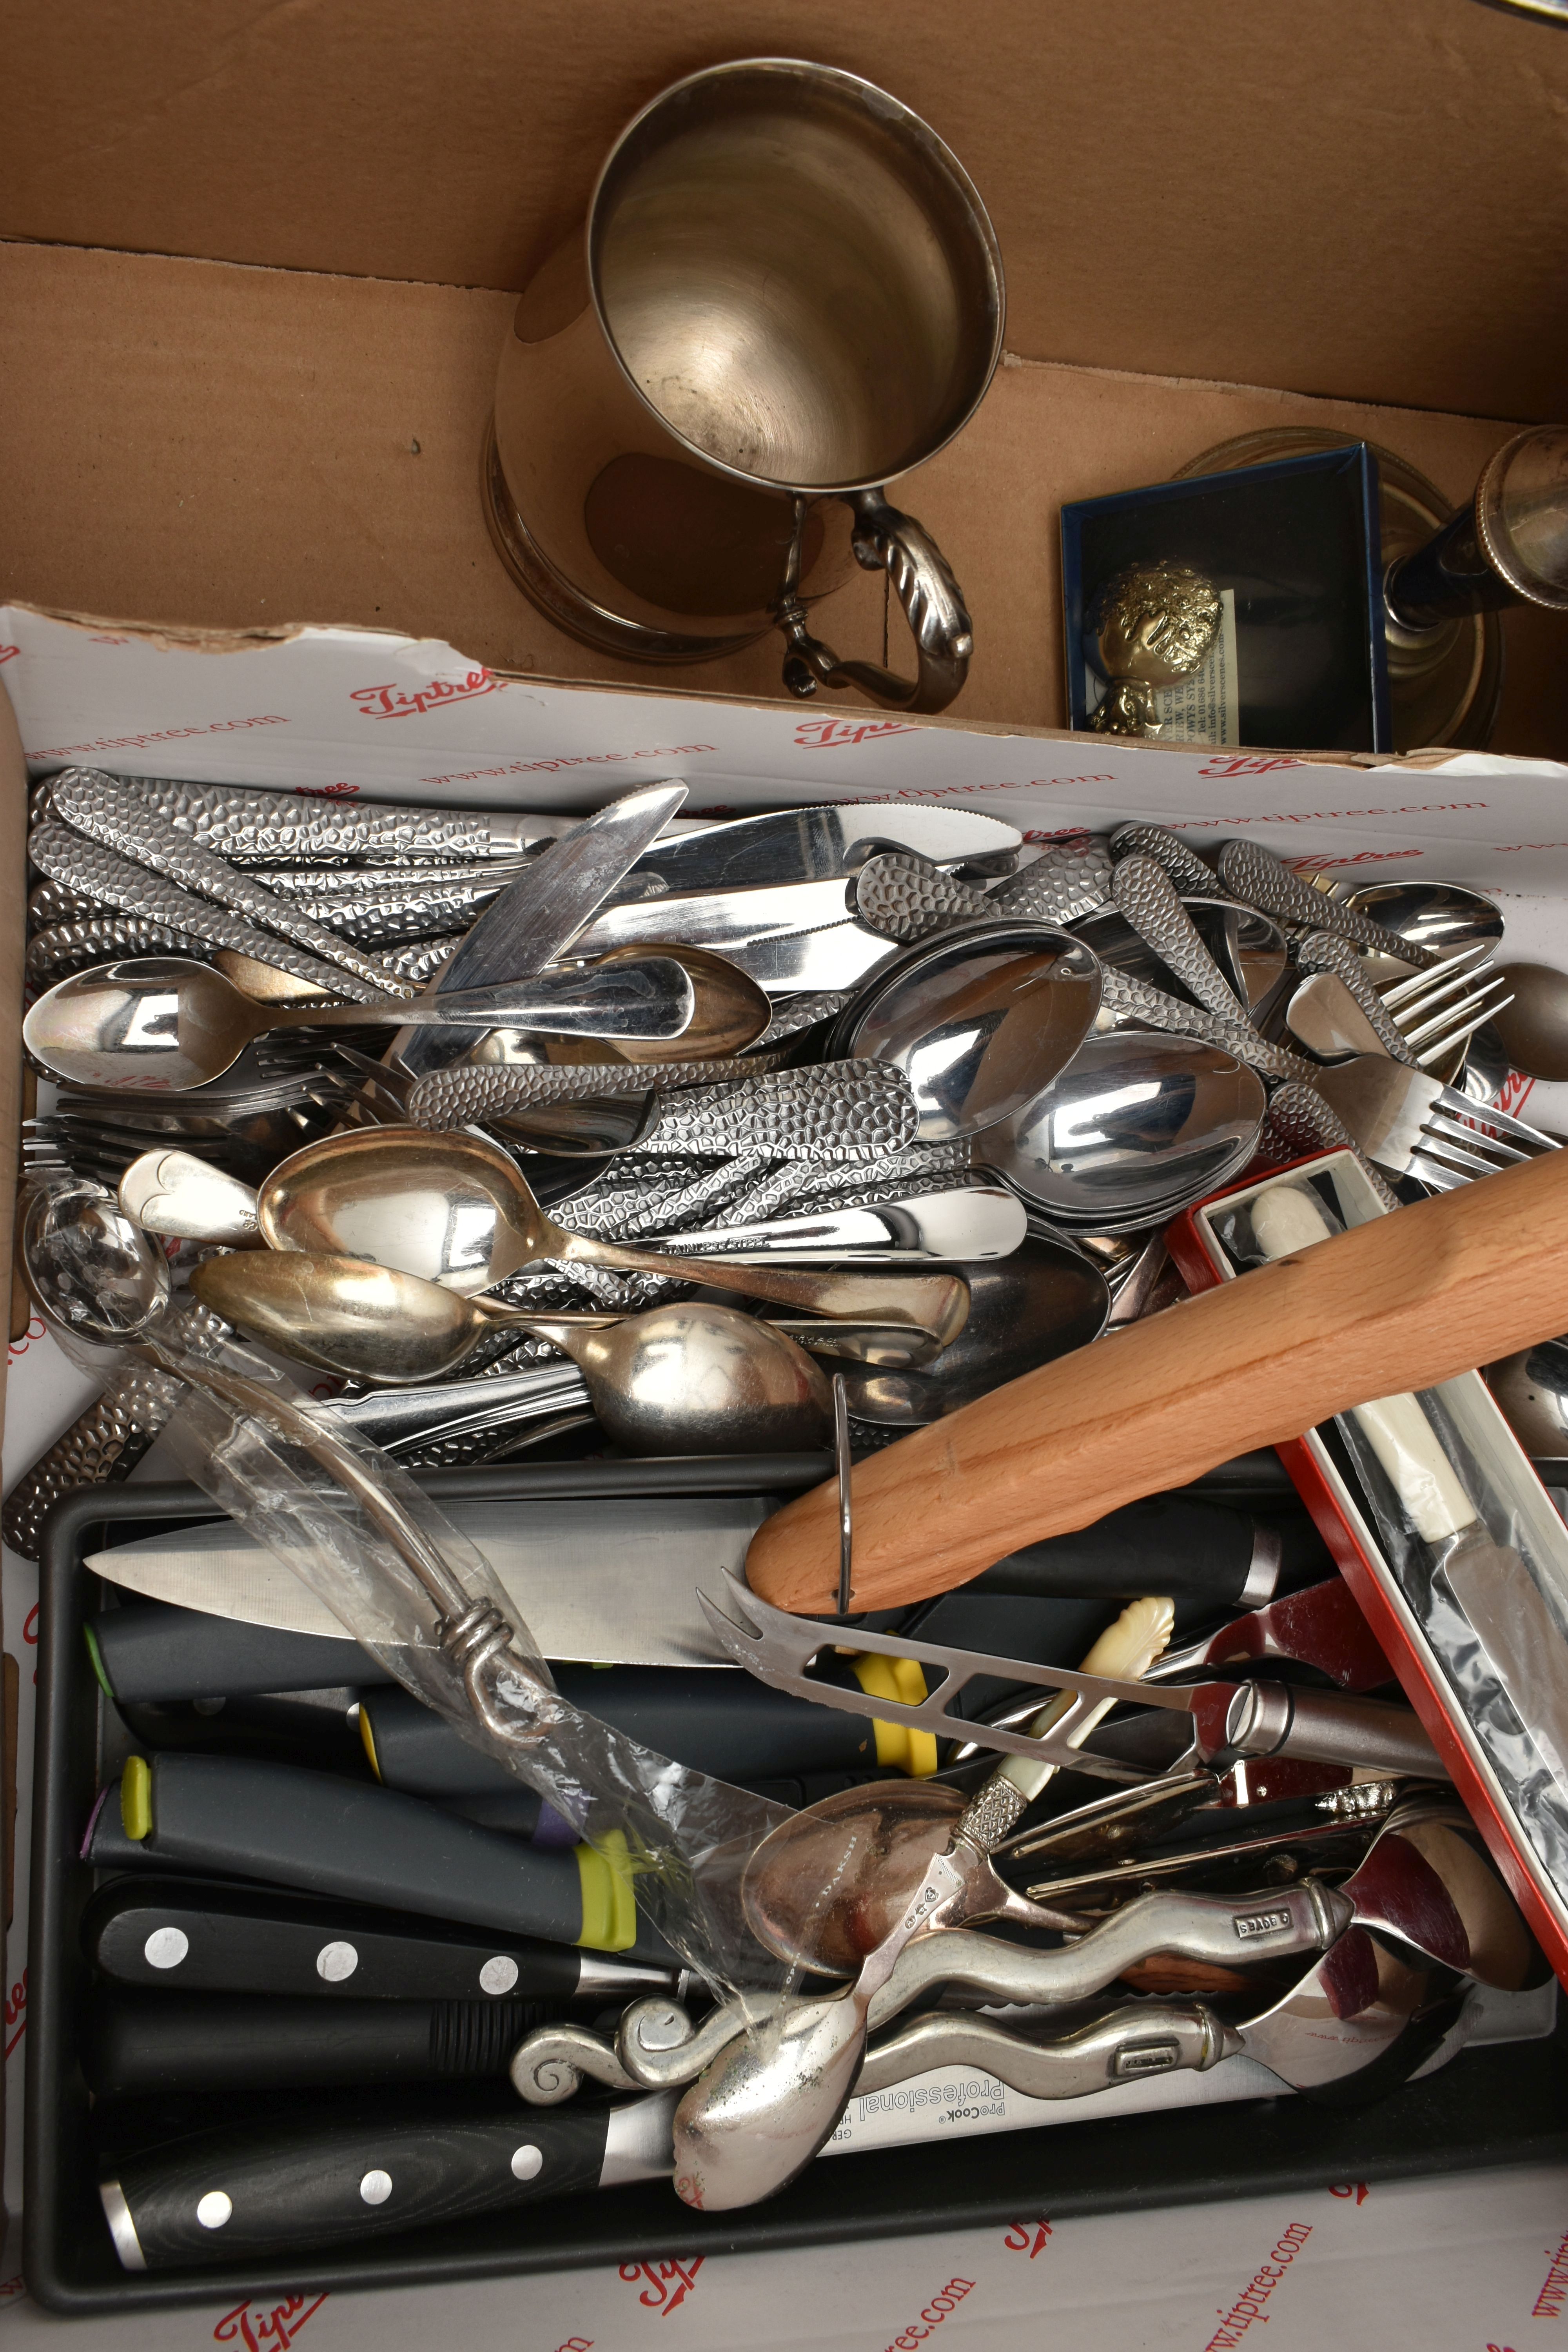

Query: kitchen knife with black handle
left=83, top=1877, right=682, bottom=2003
left=85, top=1495, right=1325, bottom=1703
left=83, top=1755, right=675, bottom=1959
left=970, top=1496, right=1327, bottom=1612
left=101, top=2092, right=681, bottom=2270
left=359, top=1671, right=890, bottom=1800
left=89, top=1615, right=911, bottom=1780
left=84, top=1990, right=565, bottom=2098
left=88, top=1601, right=387, bottom=1703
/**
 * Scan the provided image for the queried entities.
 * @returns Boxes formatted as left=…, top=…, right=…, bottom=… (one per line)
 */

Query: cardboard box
left=2, top=0, right=1568, bottom=2292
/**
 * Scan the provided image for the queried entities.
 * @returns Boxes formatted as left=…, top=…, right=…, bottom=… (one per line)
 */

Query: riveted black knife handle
left=105, top=2103, right=612, bottom=2268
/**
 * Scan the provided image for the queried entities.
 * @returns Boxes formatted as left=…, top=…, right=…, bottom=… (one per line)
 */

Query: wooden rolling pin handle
left=744, top=1151, right=1568, bottom=1616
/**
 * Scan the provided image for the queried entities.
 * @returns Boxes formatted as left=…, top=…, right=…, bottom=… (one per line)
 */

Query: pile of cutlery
left=10, top=764, right=1564, bottom=2259
left=13, top=769, right=1557, bottom=1549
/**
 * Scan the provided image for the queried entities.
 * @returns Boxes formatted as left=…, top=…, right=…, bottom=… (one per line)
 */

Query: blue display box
left=1061, top=445, right=1392, bottom=754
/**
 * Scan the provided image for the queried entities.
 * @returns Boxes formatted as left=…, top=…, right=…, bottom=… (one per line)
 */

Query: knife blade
left=84, top=1754, right=677, bottom=1958
left=83, top=1877, right=682, bottom=2003
left=568, top=875, right=857, bottom=955
left=393, top=779, right=686, bottom=1077
left=86, top=1493, right=769, bottom=1661
left=630, top=803, right=1020, bottom=892
left=48, top=770, right=416, bottom=997
left=711, top=921, right=906, bottom=995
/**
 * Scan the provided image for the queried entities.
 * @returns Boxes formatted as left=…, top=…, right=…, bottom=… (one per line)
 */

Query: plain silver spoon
left=188, top=1254, right=846, bottom=1452
left=1340, top=880, right=1504, bottom=966
left=24, top=955, right=697, bottom=1090
left=974, top=1030, right=1265, bottom=1221
left=251, top=1125, right=969, bottom=1339
left=834, top=920, right=1103, bottom=1142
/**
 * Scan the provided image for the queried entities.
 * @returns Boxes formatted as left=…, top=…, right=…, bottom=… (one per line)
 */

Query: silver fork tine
left=1415, top=1012, right=1515, bottom=1070
left=1406, top=980, right=1515, bottom=1055
left=1389, top=964, right=1504, bottom=1040
left=1376, top=941, right=1490, bottom=1014
left=1422, top=1111, right=1533, bottom=1165
left=1434, top=1084, right=1559, bottom=1149
left=1407, top=1151, right=1471, bottom=1191
left=1417, top=1120, right=1523, bottom=1177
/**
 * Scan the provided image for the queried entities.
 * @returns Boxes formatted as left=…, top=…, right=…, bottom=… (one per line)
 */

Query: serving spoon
left=974, top=1031, right=1265, bottom=1222
left=190, top=1257, right=849, bottom=1449
left=251, top=1125, right=969, bottom=1338
left=23, top=955, right=697, bottom=1090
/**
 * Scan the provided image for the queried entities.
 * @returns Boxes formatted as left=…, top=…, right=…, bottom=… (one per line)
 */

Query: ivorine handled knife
left=393, top=780, right=687, bottom=1078
left=83, top=1877, right=681, bottom=2003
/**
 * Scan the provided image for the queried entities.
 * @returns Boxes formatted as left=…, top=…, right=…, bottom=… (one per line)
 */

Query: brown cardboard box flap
left=2, top=0, right=1565, bottom=421
left=3, top=242, right=1564, bottom=754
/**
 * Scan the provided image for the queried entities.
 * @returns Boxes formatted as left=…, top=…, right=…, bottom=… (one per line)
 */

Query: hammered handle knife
left=1111, top=854, right=1251, bottom=1024
left=1, top=1302, right=232, bottom=1560
left=1217, top=840, right=1440, bottom=969
left=49, top=770, right=415, bottom=997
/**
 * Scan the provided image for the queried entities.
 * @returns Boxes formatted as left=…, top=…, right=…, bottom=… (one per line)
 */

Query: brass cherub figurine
left=1087, top=561, right=1221, bottom=736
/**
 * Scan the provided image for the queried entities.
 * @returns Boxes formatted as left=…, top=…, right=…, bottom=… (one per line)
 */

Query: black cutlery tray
left=25, top=1454, right=1568, bottom=2314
